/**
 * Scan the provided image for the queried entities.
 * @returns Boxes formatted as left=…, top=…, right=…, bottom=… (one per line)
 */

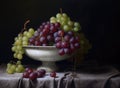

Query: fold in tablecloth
left=57, top=66, right=120, bottom=88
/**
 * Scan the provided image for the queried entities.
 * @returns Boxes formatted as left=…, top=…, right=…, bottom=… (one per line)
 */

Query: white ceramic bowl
left=23, top=46, right=71, bottom=72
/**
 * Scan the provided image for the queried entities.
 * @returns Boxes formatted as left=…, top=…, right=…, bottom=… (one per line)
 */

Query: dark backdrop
left=0, top=0, right=120, bottom=65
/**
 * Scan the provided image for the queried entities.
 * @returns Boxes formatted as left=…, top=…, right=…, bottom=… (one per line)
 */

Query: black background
left=0, top=0, right=120, bottom=66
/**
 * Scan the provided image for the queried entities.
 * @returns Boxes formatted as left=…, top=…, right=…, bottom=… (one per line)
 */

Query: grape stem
left=20, top=20, right=30, bottom=34
left=36, top=35, right=41, bottom=40
left=24, top=20, right=30, bottom=30
left=60, top=8, right=63, bottom=14
left=62, top=36, right=64, bottom=42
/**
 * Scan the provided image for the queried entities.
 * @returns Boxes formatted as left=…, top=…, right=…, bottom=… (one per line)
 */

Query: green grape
left=17, top=64, right=25, bottom=71
left=11, top=46, right=16, bottom=52
left=10, top=64, right=16, bottom=72
left=50, top=17, right=56, bottom=23
left=18, top=36, right=22, bottom=40
left=18, top=33, right=22, bottom=37
left=15, top=64, right=24, bottom=73
left=23, top=31, right=28, bottom=36
left=61, top=21, right=67, bottom=26
left=56, top=19, right=61, bottom=23
left=17, top=53, right=23, bottom=60
left=18, top=50, right=24, bottom=54
left=16, top=60, right=21, bottom=65
left=68, top=21, right=74, bottom=27
left=56, top=13, right=62, bottom=18
left=62, top=13, right=68, bottom=18
left=14, top=37, right=18, bottom=41
left=50, top=19, right=57, bottom=23
left=26, top=32, right=32, bottom=38
left=29, top=28, right=35, bottom=34
left=6, top=69, right=14, bottom=74
left=50, top=16, right=56, bottom=20
left=60, top=17, right=68, bottom=23
left=15, top=39, right=22, bottom=45
left=74, top=22, right=80, bottom=28
left=22, top=36, right=28, bottom=41
left=15, top=49, right=19, bottom=53
left=15, top=67, right=21, bottom=73
left=22, top=41, right=28, bottom=46
left=73, top=27, right=79, bottom=32
left=13, top=53, right=18, bottom=58
left=7, top=63, right=12, bottom=68
left=63, top=25, right=71, bottom=32
left=16, top=45, right=22, bottom=50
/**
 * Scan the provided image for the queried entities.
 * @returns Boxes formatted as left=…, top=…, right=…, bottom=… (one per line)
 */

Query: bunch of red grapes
left=23, top=68, right=46, bottom=80
left=23, top=68, right=57, bottom=80
left=28, top=22, right=80, bottom=56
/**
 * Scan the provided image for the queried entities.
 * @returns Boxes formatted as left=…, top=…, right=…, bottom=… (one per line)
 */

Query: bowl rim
left=23, top=45, right=56, bottom=49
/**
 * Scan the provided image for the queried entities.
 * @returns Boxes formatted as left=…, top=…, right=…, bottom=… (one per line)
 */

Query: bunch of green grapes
left=74, top=33, right=92, bottom=64
left=11, top=27, right=35, bottom=60
left=50, top=12, right=81, bottom=32
left=6, top=60, right=25, bottom=74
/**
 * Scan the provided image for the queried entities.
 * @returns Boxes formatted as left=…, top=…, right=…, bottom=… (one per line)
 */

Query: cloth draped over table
left=0, top=64, right=120, bottom=88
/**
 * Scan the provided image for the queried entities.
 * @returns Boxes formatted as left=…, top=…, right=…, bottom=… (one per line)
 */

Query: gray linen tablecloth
left=0, top=64, right=120, bottom=88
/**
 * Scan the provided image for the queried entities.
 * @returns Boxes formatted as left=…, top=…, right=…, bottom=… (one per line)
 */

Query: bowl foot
left=37, top=61, right=58, bottom=72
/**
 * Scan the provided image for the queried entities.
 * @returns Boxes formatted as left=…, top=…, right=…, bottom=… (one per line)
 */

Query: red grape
left=64, top=35, right=71, bottom=42
left=44, top=24, right=50, bottom=29
left=59, top=48, right=65, bottom=55
left=37, top=71, right=44, bottom=78
left=53, top=32, right=58, bottom=37
left=58, top=30, right=64, bottom=37
left=42, top=28, right=49, bottom=34
left=23, top=72, right=30, bottom=78
left=55, top=37, right=62, bottom=43
left=70, top=44, right=75, bottom=52
left=50, top=71, right=56, bottom=77
left=47, top=35, right=54, bottom=42
left=74, top=42, right=80, bottom=48
left=42, top=43, right=48, bottom=46
left=62, top=41, right=69, bottom=48
left=50, top=25, right=57, bottom=33
left=27, top=68, right=34, bottom=74
left=56, top=41, right=62, bottom=49
left=67, top=31, right=74, bottom=36
left=40, top=36, right=47, bottom=43
left=70, top=37, right=76, bottom=43
left=29, top=72, right=38, bottom=80
left=34, top=40, right=41, bottom=46
left=64, top=48, right=71, bottom=54
left=54, top=22, right=61, bottom=28
left=38, top=69, right=46, bottom=75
